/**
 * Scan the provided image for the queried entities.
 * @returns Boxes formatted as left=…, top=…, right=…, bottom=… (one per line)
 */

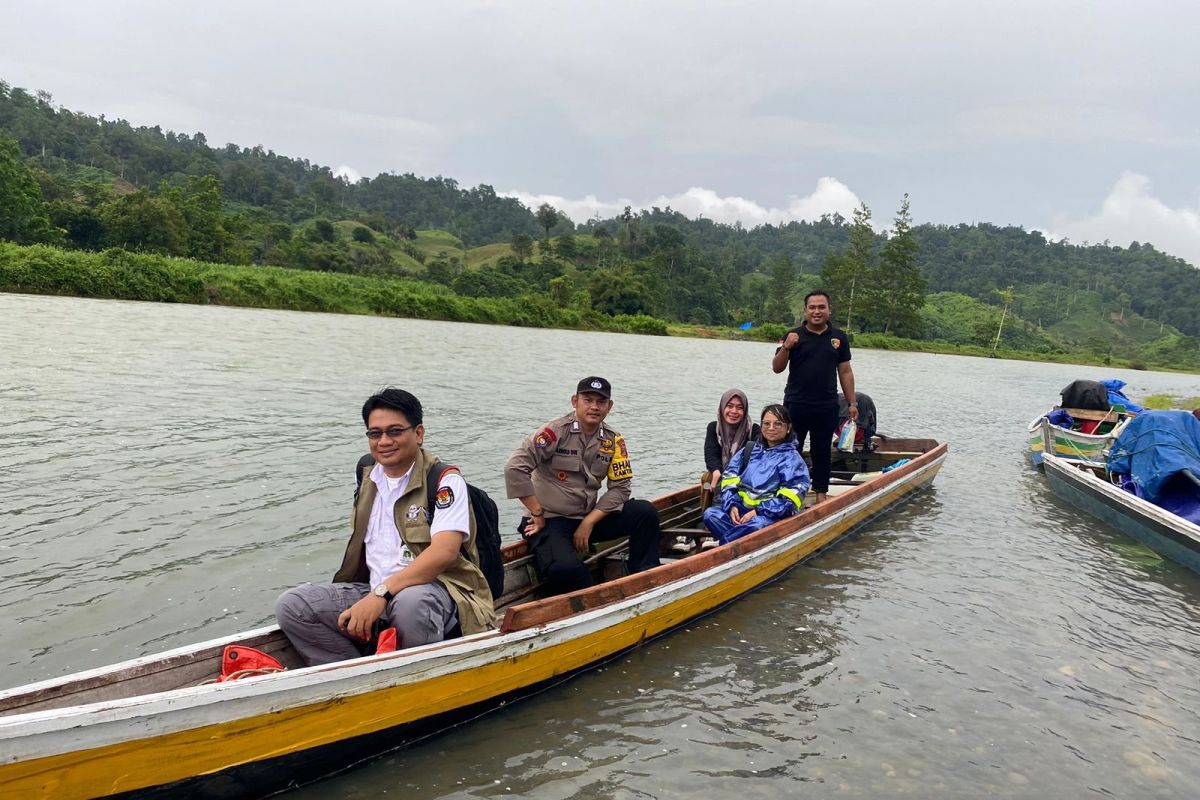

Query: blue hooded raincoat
left=702, top=435, right=811, bottom=544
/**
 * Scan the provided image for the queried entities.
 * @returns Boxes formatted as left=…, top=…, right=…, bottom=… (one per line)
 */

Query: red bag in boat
left=1078, top=420, right=1100, bottom=434
left=375, top=627, right=398, bottom=654
left=216, top=645, right=285, bottom=681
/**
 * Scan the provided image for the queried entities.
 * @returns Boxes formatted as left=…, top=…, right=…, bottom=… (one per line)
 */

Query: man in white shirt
left=276, top=388, right=495, bottom=666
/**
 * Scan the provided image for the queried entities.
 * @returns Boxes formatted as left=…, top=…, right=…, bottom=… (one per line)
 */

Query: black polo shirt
left=779, top=324, right=851, bottom=408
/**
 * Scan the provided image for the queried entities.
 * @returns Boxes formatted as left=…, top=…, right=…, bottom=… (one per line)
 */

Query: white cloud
left=334, top=165, right=361, bottom=183
left=502, top=177, right=863, bottom=228
left=1046, top=173, right=1200, bottom=268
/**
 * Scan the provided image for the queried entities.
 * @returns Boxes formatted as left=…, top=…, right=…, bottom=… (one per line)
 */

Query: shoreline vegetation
left=4, top=83, right=1200, bottom=375
left=4, top=242, right=1195, bottom=374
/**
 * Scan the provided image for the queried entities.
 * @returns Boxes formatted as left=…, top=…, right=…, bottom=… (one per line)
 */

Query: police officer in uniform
left=505, top=376, right=661, bottom=595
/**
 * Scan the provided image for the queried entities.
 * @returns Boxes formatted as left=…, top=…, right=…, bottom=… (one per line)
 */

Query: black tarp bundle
left=1060, top=380, right=1110, bottom=410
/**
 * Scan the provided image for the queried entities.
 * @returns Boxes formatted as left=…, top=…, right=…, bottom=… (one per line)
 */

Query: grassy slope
left=331, top=220, right=425, bottom=271
left=465, top=234, right=609, bottom=270
left=465, top=242, right=516, bottom=269
left=1046, top=300, right=1170, bottom=348
left=410, top=230, right=466, bottom=261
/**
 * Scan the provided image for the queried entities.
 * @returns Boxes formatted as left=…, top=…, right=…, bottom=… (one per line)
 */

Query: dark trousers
left=788, top=403, right=838, bottom=493
left=528, top=499, right=662, bottom=595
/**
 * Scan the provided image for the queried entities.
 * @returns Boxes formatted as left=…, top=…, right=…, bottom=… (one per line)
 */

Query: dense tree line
left=1, top=79, right=1197, bottom=366
left=578, top=207, right=1200, bottom=340
left=0, top=83, right=541, bottom=248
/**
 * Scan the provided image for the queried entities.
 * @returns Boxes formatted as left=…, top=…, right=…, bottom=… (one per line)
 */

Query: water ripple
left=3, top=294, right=1200, bottom=798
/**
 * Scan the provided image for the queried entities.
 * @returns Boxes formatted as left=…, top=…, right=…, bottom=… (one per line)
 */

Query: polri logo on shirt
left=831, top=338, right=841, bottom=349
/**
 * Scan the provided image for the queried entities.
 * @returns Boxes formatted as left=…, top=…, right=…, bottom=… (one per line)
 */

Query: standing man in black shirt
left=771, top=291, right=858, bottom=504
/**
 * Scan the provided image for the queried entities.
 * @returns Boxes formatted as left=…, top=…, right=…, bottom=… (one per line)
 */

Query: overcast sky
left=4, top=1, right=1199, bottom=265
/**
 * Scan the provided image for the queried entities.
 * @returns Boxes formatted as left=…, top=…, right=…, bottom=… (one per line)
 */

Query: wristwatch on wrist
left=372, top=583, right=394, bottom=602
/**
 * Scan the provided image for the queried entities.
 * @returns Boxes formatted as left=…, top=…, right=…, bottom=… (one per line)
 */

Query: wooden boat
left=1026, top=406, right=1133, bottom=468
left=1042, top=451, right=1200, bottom=574
left=0, top=438, right=947, bottom=800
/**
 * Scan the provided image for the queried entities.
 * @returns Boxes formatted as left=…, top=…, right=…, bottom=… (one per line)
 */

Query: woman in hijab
left=702, top=404, right=811, bottom=545
left=673, top=389, right=761, bottom=552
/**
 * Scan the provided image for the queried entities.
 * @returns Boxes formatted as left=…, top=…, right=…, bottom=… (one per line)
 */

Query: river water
left=2, top=293, right=1199, bottom=798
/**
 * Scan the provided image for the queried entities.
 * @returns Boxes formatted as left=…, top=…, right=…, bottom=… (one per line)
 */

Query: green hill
left=1, top=79, right=1197, bottom=370
left=465, top=242, right=516, bottom=269
left=410, top=229, right=465, bottom=260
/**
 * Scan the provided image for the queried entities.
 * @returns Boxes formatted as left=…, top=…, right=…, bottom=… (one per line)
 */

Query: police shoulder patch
left=534, top=426, right=558, bottom=449
left=435, top=486, right=454, bottom=509
left=832, top=338, right=841, bottom=349
left=607, top=435, right=633, bottom=481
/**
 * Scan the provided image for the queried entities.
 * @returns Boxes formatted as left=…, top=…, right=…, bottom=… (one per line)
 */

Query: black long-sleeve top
left=704, top=420, right=762, bottom=472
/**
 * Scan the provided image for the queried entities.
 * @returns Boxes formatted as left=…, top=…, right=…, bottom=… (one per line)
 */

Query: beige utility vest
left=332, top=448, right=496, bottom=635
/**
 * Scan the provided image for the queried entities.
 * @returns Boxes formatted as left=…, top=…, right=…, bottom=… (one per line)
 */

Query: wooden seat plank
left=1061, top=407, right=1135, bottom=421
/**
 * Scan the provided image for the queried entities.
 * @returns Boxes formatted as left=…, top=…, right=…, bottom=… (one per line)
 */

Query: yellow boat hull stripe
left=0, top=474, right=932, bottom=799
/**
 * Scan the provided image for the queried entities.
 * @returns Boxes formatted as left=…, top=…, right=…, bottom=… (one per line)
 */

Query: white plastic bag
left=836, top=419, right=857, bottom=452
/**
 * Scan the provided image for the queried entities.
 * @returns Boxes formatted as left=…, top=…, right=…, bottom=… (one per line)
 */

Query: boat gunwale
left=1042, top=452, right=1200, bottom=544
left=499, top=441, right=946, bottom=632
left=0, top=442, right=947, bottom=745
left=1026, top=414, right=1130, bottom=443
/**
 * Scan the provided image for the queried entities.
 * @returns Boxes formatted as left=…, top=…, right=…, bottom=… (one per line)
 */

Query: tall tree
left=555, top=233, right=579, bottom=262
left=588, top=262, right=658, bottom=316
left=738, top=272, right=770, bottom=323
left=167, top=176, right=235, bottom=262
left=763, top=253, right=796, bottom=323
left=511, top=232, right=533, bottom=261
left=99, top=189, right=187, bottom=254
left=535, top=203, right=558, bottom=240
left=875, top=194, right=926, bottom=335
left=820, top=203, right=876, bottom=331
left=0, top=138, right=57, bottom=244
left=991, top=285, right=1014, bottom=354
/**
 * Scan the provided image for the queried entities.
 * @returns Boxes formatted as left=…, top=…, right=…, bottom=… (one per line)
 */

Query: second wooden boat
left=1027, top=406, right=1132, bottom=468
left=1043, top=451, right=1200, bottom=573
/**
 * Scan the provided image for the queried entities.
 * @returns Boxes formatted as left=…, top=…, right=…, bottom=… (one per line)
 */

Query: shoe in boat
left=671, top=535, right=694, bottom=553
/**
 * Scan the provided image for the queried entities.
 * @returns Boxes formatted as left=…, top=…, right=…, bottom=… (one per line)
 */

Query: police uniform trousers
left=529, top=499, right=661, bottom=595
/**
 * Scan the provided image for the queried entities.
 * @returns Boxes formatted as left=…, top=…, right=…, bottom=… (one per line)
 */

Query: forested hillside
left=572, top=208, right=1200, bottom=340
left=1, top=80, right=1197, bottom=369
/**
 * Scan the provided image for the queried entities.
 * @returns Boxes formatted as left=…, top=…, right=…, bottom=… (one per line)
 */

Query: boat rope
left=198, top=666, right=286, bottom=685
left=1060, top=435, right=1102, bottom=462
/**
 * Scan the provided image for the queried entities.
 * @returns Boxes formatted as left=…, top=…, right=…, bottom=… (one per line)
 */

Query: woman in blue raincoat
left=702, top=404, right=811, bottom=545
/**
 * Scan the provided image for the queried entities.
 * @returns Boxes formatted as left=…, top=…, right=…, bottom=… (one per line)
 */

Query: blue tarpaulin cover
left=1100, top=379, right=1144, bottom=413
left=1045, top=408, right=1073, bottom=427
left=1108, top=410, right=1200, bottom=524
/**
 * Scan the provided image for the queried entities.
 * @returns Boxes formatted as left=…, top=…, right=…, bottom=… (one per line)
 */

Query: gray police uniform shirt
left=504, top=411, right=633, bottom=518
